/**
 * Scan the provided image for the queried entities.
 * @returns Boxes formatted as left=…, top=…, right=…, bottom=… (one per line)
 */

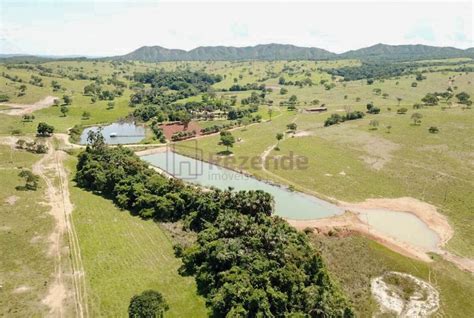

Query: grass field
left=0, top=145, right=54, bottom=317
left=175, top=70, right=474, bottom=258
left=312, top=234, right=474, bottom=317
left=65, top=156, right=207, bottom=317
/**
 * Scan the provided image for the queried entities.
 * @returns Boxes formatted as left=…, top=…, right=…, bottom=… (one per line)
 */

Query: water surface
left=80, top=122, right=145, bottom=145
left=141, top=152, right=343, bottom=219
left=140, top=151, right=440, bottom=250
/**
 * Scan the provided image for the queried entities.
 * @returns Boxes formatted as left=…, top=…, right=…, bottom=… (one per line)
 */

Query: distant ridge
left=339, top=43, right=473, bottom=61
left=115, top=44, right=336, bottom=61
left=114, top=43, right=474, bottom=62
left=2, top=43, right=473, bottom=63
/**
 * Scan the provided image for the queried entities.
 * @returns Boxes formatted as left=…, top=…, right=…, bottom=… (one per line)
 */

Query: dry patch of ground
left=4, top=195, right=19, bottom=205
left=12, top=285, right=32, bottom=294
left=371, top=271, right=439, bottom=317
left=317, top=126, right=400, bottom=170
left=0, top=96, right=58, bottom=116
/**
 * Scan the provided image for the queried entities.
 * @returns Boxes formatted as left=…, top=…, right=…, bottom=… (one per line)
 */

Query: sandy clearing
left=371, top=272, right=439, bottom=317
left=5, top=195, right=19, bottom=205
left=13, top=285, right=32, bottom=294
left=134, top=145, right=168, bottom=156
left=293, top=130, right=314, bottom=137
left=0, top=96, right=58, bottom=116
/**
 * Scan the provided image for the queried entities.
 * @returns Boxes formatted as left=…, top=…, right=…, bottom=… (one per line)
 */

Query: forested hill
left=115, top=44, right=337, bottom=61
left=114, top=43, right=473, bottom=62
left=339, top=43, right=474, bottom=61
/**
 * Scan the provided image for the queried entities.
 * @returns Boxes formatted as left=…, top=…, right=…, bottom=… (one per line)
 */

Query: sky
left=0, top=0, right=472, bottom=56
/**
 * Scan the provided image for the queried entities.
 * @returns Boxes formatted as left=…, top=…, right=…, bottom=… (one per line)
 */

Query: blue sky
left=0, top=0, right=472, bottom=56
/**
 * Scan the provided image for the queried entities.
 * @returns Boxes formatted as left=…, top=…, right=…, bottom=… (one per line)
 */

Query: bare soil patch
left=371, top=272, right=439, bottom=317
left=0, top=96, right=58, bottom=116
left=5, top=195, right=19, bottom=205
left=160, top=122, right=202, bottom=140
left=13, top=285, right=32, bottom=294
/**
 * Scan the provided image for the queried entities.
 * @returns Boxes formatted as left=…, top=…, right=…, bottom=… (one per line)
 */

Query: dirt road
left=33, top=138, right=88, bottom=317
left=0, top=96, right=58, bottom=116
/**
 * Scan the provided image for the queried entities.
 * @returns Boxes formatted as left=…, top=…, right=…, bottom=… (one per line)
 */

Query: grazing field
left=0, top=144, right=54, bottom=317
left=65, top=156, right=207, bottom=317
left=177, top=71, right=474, bottom=258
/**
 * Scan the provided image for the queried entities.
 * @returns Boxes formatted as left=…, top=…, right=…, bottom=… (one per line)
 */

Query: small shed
left=305, top=106, right=328, bottom=113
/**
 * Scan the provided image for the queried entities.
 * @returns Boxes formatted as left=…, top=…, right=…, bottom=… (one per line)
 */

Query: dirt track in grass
left=0, top=96, right=57, bottom=116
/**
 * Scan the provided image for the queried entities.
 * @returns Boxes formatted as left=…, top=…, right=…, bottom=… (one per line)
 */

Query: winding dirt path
left=33, top=138, right=88, bottom=317
left=0, top=96, right=58, bottom=116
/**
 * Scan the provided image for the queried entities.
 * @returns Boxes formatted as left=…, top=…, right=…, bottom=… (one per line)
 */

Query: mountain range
left=2, top=43, right=473, bottom=63
left=115, top=43, right=474, bottom=62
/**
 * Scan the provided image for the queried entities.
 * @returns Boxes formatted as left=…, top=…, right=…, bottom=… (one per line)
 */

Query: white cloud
left=0, top=1, right=472, bottom=56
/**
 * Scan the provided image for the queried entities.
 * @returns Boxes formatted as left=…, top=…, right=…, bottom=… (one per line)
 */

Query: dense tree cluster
left=228, top=83, right=266, bottom=91
left=171, top=130, right=196, bottom=141
left=324, top=111, right=365, bottom=127
left=75, top=133, right=353, bottom=317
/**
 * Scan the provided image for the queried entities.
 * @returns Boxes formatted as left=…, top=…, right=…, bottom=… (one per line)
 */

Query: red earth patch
left=160, top=121, right=202, bottom=140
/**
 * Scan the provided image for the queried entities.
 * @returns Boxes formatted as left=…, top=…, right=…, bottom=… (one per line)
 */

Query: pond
left=140, top=151, right=440, bottom=251
left=80, top=122, right=145, bottom=145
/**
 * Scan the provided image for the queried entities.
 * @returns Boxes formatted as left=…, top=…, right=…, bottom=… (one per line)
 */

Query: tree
left=82, top=111, right=91, bottom=119
left=397, top=97, right=402, bottom=106
left=411, top=112, right=423, bottom=125
left=286, top=123, right=297, bottom=133
left=241, top=116, right=251, bottom=130
left=280, top=87, right=288, bottom=95
left=60, top=105, right=69, bottom=117
left=18, top=169, right=39, bottom=191
left=128, top=290, right=169, bottom=318
left=369, top=120, right=379, bottom=130
left=37, top=122, right=54, bottom=137
left=53, top=98, right=60, bottom=106
left=219, top=131, right=235, bottom=153
left=397, top=107, right=408, bottom=114
left=456, top=92, right=472, bottom=106
left=421, top=93, right=438, bottom=106
left=278, top=77, right=286, bottom=85
left=63, top=95, right=72, bottom=105
left=107, top=101, right=115, bottom=109
left=385, top=124, right=392, bottom=133
left=267, top=108, right=273, bottom=121
left=367, top=78, right=374, bottom=85
left=429, top=126, right=439, bottom=134
left=275, top=132, right=284, bottom=149
left=181, top=112, right=192, bottom=130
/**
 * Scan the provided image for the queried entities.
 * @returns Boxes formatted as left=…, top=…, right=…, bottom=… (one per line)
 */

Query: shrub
left=128, top=290, right=169, bottom=318
left=397, top=108, right=408, bottom=114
